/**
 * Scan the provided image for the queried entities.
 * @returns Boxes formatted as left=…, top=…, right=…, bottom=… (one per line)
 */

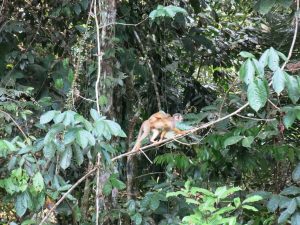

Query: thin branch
left=38, top=166, right=98, bottom=225
left=99, top=17, right=148, bottom=29
left=267, top=99, right=281, bottom=111
left=75, top=93, right=97, bottom=103
left=236, top=113, right=276, bottom=121
left=94, top=0, right=102, bottom=113
left=0, top=110, right=28, bottom=140
left=139, top=148, right=153, bottom=163
left=281, top=0, right=299, bottom=70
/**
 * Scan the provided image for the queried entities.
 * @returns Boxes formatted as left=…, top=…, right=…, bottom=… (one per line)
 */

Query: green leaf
left=278, top=208, right=290, bottom=224
left=292, top=163, right=300, bottom=182
left=15, top=192, right=29, bottom=217
left=247, top=78, right=268, bottom=112
left=90, top=108, right=101, bottom=121
left=103, top=182, right=112, bottom=196
left=259, top=49, right=270, bottom=67
left=76, top=130, right=95, bottom=148
left=291, top=212, right=300, bottom=225
left=131, top=212, right=142, bottom=225
left=267, top=195, right=280, bottom=212
left=110, top=176, right=126, bottom=190
left=60, top=146, right=72, bottom=169
left=268, top=47, right=280, bottom=71
left=242, top=205, right=258, bottom=211
left=242, top=136, right=254, bottom=148
left=224, top=136, right=243, bottom=148
left=255, top=0, right=276, bottom=15
left=32, top=172, right=44, bottom=193
left=43, top=142, right=56, bottom=159
left=40, top=110, right=58, bottom=124
left=239, top=51, right=255, bottom=58
left=242, top=195, right=263, bottom=204
left=73, top=144, right=84, bottom=166
left=281, top=186, right=300, bottom=196
left=272, top=69, right=286, bottom=95
left=286, top=74, right=300, bottom=104
left=252, top=58, right=264, bottom=78
left=287, top=199, right=297, bottom=214
left=53, top=112, right=65, bottom=124
left=150, top=197, right=160, bottom=210
left=240, top=59, right=255, bottom=85
left=283, top=111, right=296, bottom=129
left=106, top=120, right=127, bottom=137
left=234, top=197, right=241, bottom=207
left=21, top=219, right=36, bottom=225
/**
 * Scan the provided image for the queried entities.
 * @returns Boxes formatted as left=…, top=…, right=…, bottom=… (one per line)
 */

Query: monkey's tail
left=131, top=125, right=143, bottom=152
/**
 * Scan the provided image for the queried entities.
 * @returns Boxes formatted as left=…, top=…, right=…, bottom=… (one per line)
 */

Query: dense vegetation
left=0, top=0, right=300, bottom=224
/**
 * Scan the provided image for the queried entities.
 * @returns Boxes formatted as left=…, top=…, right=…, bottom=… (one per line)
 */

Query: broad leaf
left=247, top=78, right=268, bottom=112
left=268, top=47, right=280, bottom=71
left=267, top=195, right=280, bottom=212
left=32, top=172, right=44, bottom=192
left=291, top=212, right=300, bottom=225
left=286, top=74, right=300, bottom=103
left=40, top=110, right=58, bottom=124
left=60, top=146, right=72, bottom=169
left=242, top=195, right=263, bottom=204
left=239, top=51, right=255, bottom=58
left=242, top=136, right=254, bottom=148
left=283, top=111, right=296, bottom=129
left=272, top=69, right=286, bottom=95
left=240, top=59, right=255, bottom=85
left=224, top=136, right=243, bottom=148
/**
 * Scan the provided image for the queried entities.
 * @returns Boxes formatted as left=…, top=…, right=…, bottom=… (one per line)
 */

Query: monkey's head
left=173, top=113, right=183, bottom=122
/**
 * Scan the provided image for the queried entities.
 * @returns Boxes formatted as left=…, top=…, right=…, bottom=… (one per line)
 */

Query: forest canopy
left=0, top=0, right=300, bottom=224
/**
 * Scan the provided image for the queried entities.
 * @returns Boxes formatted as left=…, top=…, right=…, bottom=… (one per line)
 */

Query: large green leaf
left=267, top=195, right=280, bottom=212
left=283, top=111, right=296, bottom=129
left=40, top=110, right=58, bottom=124
left=286, top=74, right=300, bottom=103
left=268, top=47, right=280, bottom=71
left=272, top=69, right=286, bottom=95
left=255, top=0, right=276, bottom=15
left=131, top=213, right=142, bottom=225
left=73, top=144, right=84, bottom=166
left=32, top=172, right=44, bottom=193
left=259, top=49, right=270, bottom=67
left=291, top=212, right=300, bottom=225
left=15, top=192, right=29, bottom=217
left=247, top=78, right=268, bottom=112
left=239, top=59, right=255, bottom=85
left=224, top=136, right=243, bottom=148
left=60, top=146, right=72, bottom=169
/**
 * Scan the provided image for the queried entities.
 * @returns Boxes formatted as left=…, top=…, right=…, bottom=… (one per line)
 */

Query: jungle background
left=1, top=0, right=300, bottom=224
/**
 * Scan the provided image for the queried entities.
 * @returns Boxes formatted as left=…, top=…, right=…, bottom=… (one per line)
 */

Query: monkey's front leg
left=150, top=129, right=160, bottom=143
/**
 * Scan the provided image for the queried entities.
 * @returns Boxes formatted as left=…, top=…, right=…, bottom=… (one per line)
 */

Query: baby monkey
left=131, top=111, right=187, bottom=152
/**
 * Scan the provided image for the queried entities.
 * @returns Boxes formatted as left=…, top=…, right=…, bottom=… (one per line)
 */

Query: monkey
left=131, top=112, right=187, bottom=152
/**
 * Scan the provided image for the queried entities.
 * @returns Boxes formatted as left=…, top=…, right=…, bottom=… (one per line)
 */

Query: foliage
left=167, top=181, right=262, bottom=225
left=0, top=0, right=300, bottom=224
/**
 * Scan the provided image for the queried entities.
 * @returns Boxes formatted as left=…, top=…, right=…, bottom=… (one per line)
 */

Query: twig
left=99, top=17, right=148, bottom=29
left=267, top=99, right=281, bottom=111
left=139, top=148, right=153, bottom=164
left=281, top=0, right=299, bottom=70
left=38, top=166, right=98, bottom=225
left=75, top=93, right=97, bottom=103
left=236, top=113, right=276, bottom=121
left=0, top=109, right=28, bottom=140
left=94, top=0, right=102, bottom=113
